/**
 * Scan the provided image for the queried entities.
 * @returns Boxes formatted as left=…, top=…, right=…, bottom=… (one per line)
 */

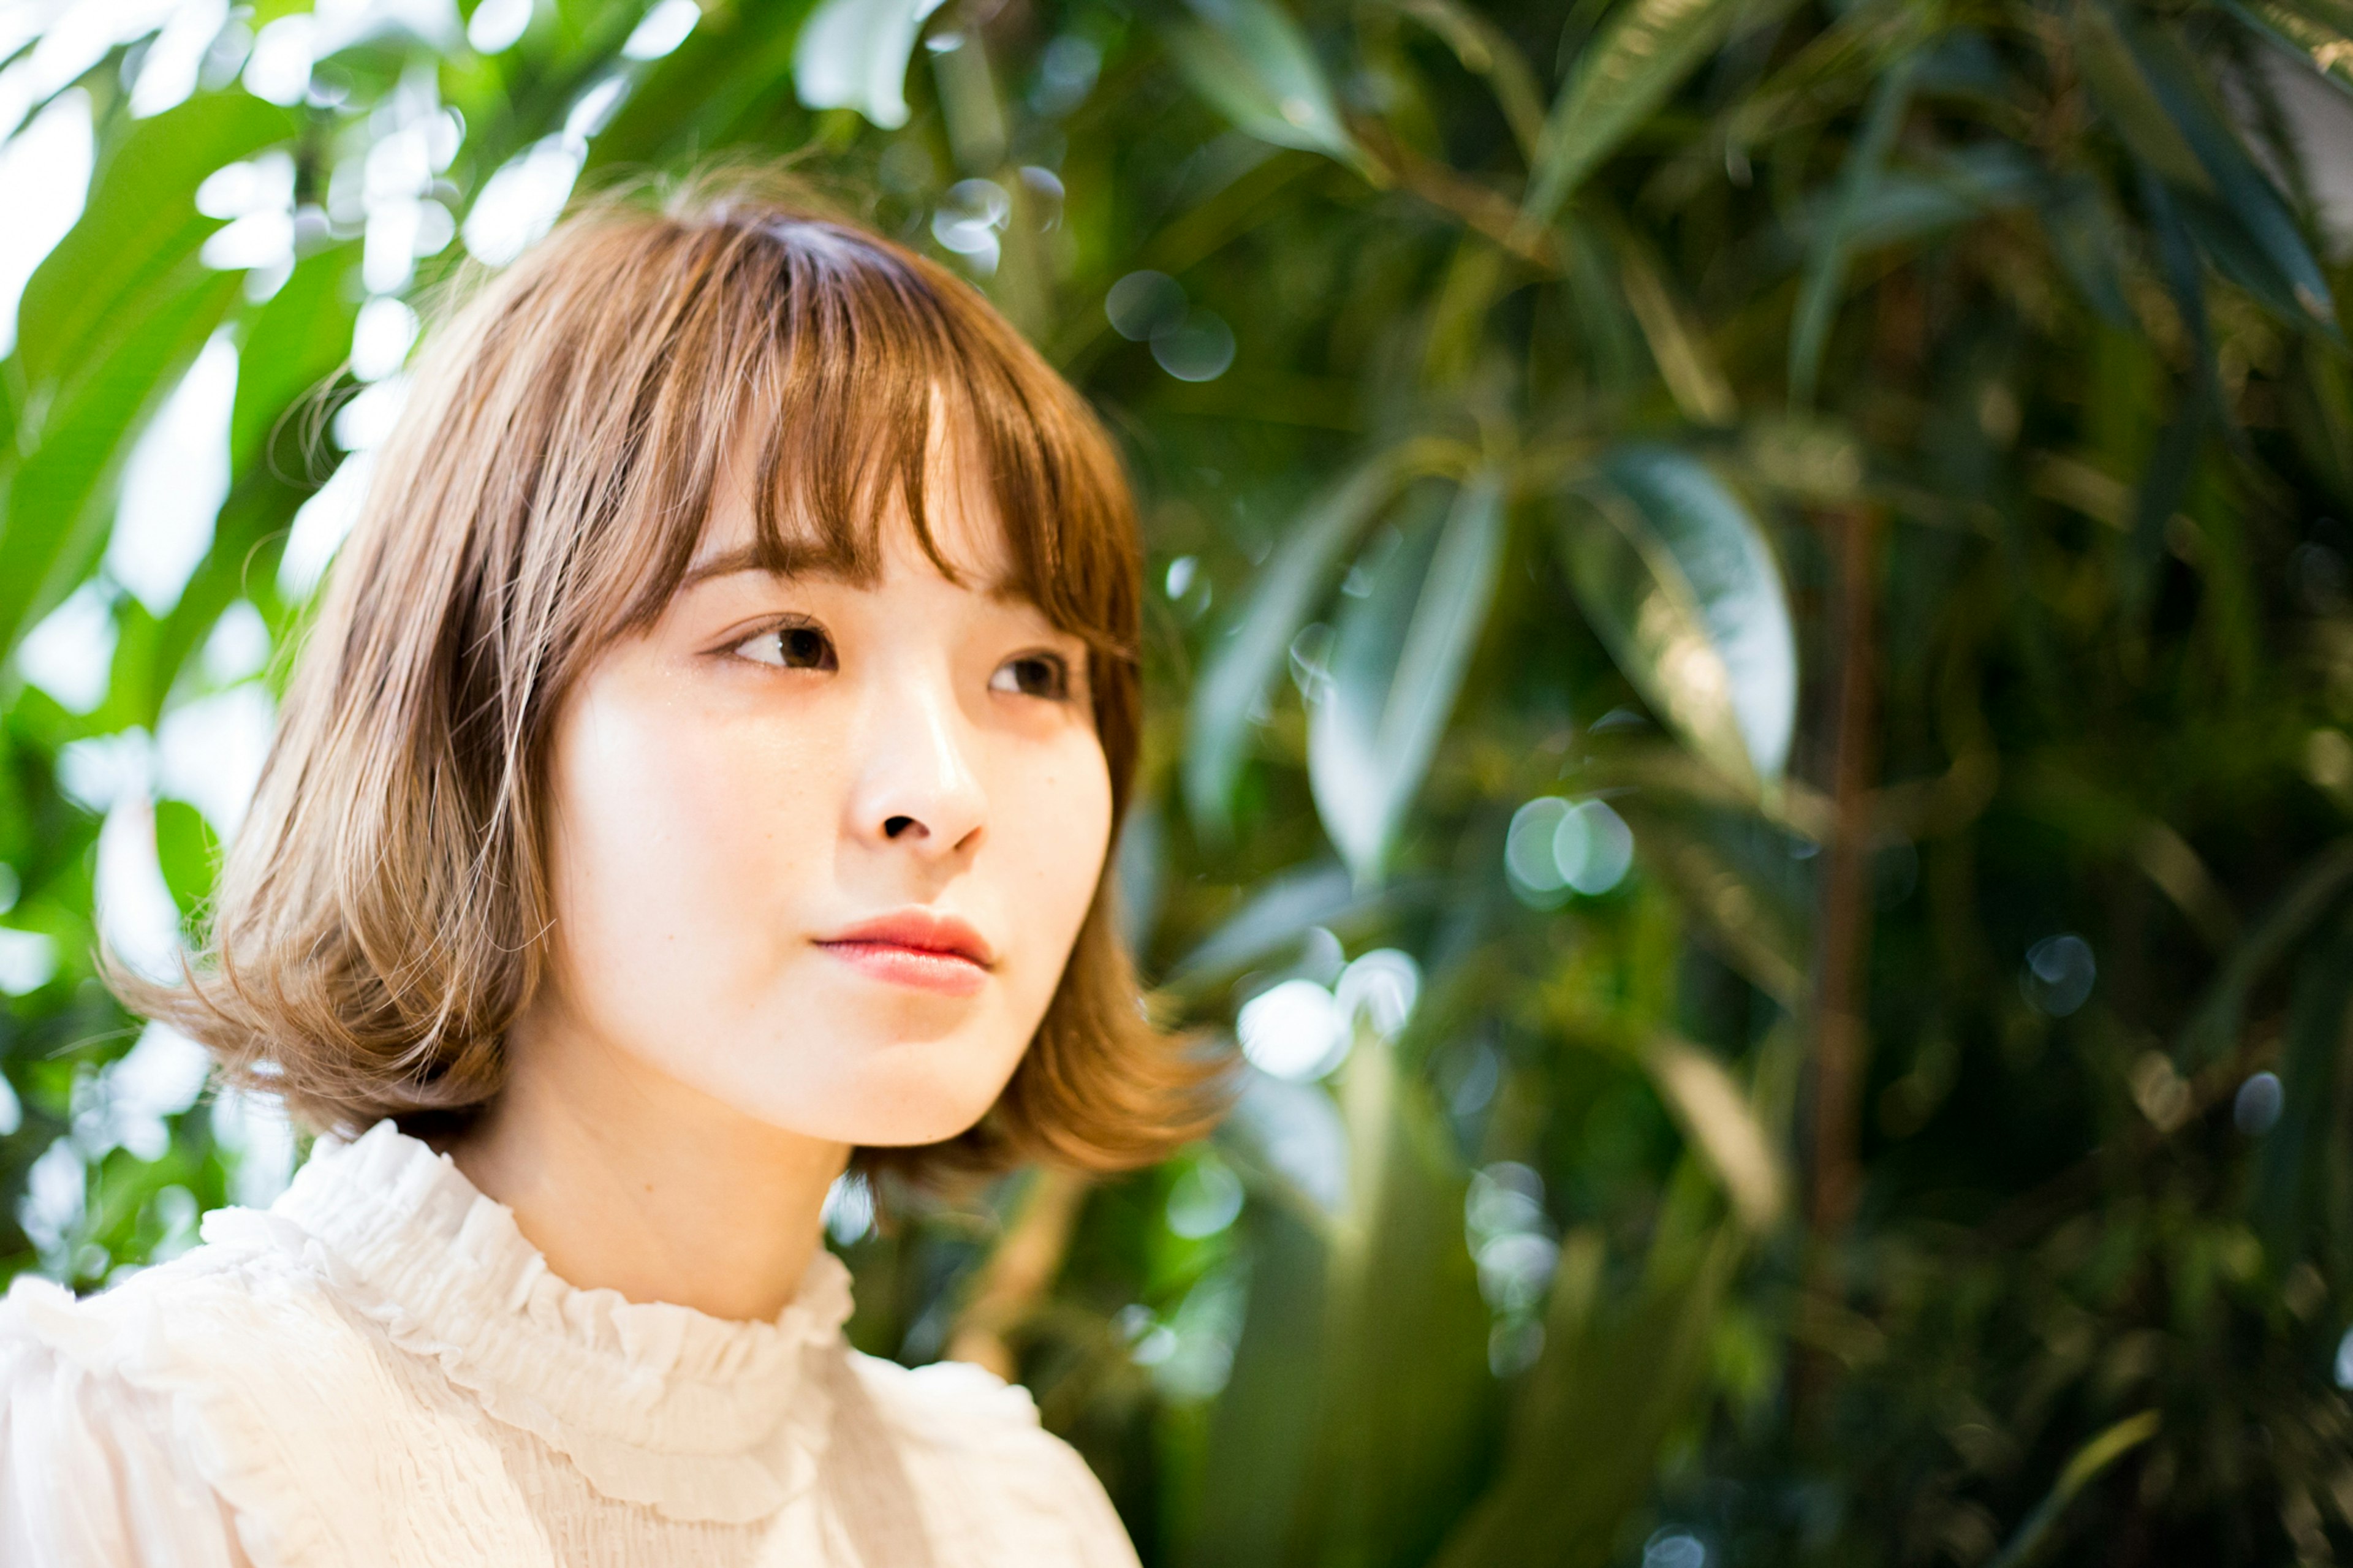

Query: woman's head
left=126, top=175, right=1216, bottom=1177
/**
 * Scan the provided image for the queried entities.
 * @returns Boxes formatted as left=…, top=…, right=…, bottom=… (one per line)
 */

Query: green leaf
left=14, top=91, right=294, bottom=390
left=2224, top=0, right=2353, bottom=101
left=1521, top=0, right=1775, bottom=229
left=1434, top=1167, right=1740, bottom=1568
left=1308, top=471, right=1506, bottom=884
left=1987, top=1410, right=2162, bottom=1568
left=1184, top=442, right=1462, bottom=835
left=1160, top=0, right=1364, bottom=169
left=1559, top=445, right=1797, bottom=789
left=232, top=246, right=363, bottom=475
left=151, top=799, right=220, bottom=922
left=0, top=265, right=243, bottom=660
left=2084, top=0, right=2338, bottom=333
left=1789, top=53, right=1917, bottom=407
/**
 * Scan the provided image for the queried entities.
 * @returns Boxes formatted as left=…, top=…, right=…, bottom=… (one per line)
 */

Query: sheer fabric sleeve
left=0, top=1278, right=254, bottom=1568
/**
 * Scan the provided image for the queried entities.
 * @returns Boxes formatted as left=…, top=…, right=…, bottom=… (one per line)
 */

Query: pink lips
left=816, top=909, right=995, bottom=996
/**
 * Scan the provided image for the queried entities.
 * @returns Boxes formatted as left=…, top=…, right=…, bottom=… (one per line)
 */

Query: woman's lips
left=816, top=909, right=993, bottom=996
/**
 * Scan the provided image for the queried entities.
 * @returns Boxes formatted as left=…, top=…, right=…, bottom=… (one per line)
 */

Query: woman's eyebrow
left=678, top=542, right=843, bottom=588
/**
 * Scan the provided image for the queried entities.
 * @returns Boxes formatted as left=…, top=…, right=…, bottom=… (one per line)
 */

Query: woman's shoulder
left=838, top=1350, right=1140, bottom=1567
left=0, top=1207, right=359, bottom=1383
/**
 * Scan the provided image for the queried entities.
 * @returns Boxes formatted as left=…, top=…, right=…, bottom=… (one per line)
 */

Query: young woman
left=0, top=179, right=1217, bottom=1566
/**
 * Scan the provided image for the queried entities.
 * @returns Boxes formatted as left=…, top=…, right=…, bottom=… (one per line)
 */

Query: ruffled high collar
left=255, top=1118, right=852, bottom=1524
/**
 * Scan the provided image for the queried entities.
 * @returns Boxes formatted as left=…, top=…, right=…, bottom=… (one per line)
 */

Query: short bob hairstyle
left=118, top=174, right=1220, bottom=1180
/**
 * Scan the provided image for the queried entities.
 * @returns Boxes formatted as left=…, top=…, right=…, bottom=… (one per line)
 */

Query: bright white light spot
left=0, top=88, right=93, bottom=358
left=411, top=195, right=455, bottom=258
left=468, top=0, right=531, bottom=53
left=362, top=200, right=419, bottom=293
left=0, top=1071, right=19, bottom=1135
left=130, top=0, right=229, bottom=116
left=20, top=1137, right=86, bottom=1259
left=792, top=0, right=948, bottom=130
left=97, top=798, right=185, bottom=983
left=1106, top=270, right=1183, bottom=342
left=2023, top=933, right=2096, bottom=1018
left=211, top=1088, right=294, bottom=1206
left=1554, top=798, right=1634, bottom=895
left=158, top=683, right=275, bottom=837
left=107, top=330, right=237, bottom=616
left=564, top=72, right=628, bottom=140
left=2235, top=1070, right=2284, bottom=1137
left=200, top=600, right=270, bottom=685
left=463, top=136, right=584, bottom=267
left=98, top=1022, right=212, bottom=1161
left=15, top=580, right=118, bottom=713
left=1237, top=977, right=1349, bottom=1081
left=57, top=727, right=154, bottom=815
left=1643, top=1530, right=1708, bottom=1568
left=821, top=1170, right=874, bottom=1244
left=930, top=178, right=1009, bottom=275
left=332, top=374, right=407, bottom=451
left=621, top=0, right=697, bottom=59
left=196, top=150, right=294, bottom=219
left=1507, top=796, right=1634, bottom=900
left=1165, top=555, right=1197, bottom=600
left=1335, top=948, right=1419, bottom=1037
left=352, top=296, right=419, bottom=381
left=280, top=450, right=376, bottom=599
left=200, top=208, right=294, bottom=271
left=1166, top=1155, right=1244, bottom=1239
left=1151, top=309, right=1236, bottom=382
left=241, top=12, right=311, bottom=103
left=0, top=930, right=56, bottom=997
left=1474, top=1230, right=1559, bottom=1314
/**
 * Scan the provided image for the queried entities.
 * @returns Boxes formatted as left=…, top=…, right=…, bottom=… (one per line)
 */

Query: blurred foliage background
left=7, top=0, right=2353, bottom=1560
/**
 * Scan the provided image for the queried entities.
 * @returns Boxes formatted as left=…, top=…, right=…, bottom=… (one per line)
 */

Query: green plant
left=6, top=0, right=2353, bottom=1561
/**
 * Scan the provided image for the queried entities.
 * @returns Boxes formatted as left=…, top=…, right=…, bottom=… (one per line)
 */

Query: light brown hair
left=117, top=173, right=1221, bottom=1178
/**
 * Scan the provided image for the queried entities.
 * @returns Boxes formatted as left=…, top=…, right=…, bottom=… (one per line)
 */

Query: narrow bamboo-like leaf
left=1611, top=227, right=1737, bottom=425
left=1308, top=472, right=1506, bottom=884
left=1789, top=53, right=1917, bottom=407
left=1390, top=0, right=1547, bottom=159
left=1434, top=1167, right=1740, bottom=1568
left=1560, top=446, right=1797, bottom=789
left=2090, top=0, right=2339, bottom=332
left=1184, top=444, right=1458, bottom=834
left=1160, top=0, right=1363, bottom=168
left=2229, top=0, right=2353, bottom=99
left=1987, top=1411, right=2162, bottom=1568
left=1646, top=1034, right=1787, bottom=1231
left=1521, top=0, right=1771, bottom=229
left=231, top=247, right=363, bottom=475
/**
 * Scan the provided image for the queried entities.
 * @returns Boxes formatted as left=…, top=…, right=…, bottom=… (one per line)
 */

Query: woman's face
left=526, top=432, right=1113, bottom=1147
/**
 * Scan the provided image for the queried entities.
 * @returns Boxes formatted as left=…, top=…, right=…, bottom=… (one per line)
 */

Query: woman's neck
left=445, top=1009, right=851, bottom=1324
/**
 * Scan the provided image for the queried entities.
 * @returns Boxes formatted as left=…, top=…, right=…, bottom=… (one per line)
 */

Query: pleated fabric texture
left=0, top=1121, right=1139, bottom=1568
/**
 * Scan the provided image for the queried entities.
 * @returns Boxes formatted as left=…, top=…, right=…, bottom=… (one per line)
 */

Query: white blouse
left=0, top=1120, right=1139, bottom=1568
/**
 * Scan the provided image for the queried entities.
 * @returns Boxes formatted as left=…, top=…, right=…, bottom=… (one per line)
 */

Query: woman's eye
left=735, top=623, right=836, bottom=670
left=991, top=653, right=1069, bottom=700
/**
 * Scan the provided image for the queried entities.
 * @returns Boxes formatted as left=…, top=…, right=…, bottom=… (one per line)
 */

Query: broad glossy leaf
left=1160, top=0, right=1362, bottom=168
left=1185, top=443, right=1460, bottom=834
left=15, top=91, right=294, bottom=390
left=0, top=265, right=241, bottom=658
left=791, top=0, right=947, bottom=129
left=1308, top=472, right=1506, bottom=884
left=1560, top=446, right=1796, bottom=789
left=1521, top=0, right=1772, bottom=229
left=232, top=247, right=363, bottom=475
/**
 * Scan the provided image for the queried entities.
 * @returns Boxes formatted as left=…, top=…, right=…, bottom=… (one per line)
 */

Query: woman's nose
left=852, top=673, right=986, bottom=856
